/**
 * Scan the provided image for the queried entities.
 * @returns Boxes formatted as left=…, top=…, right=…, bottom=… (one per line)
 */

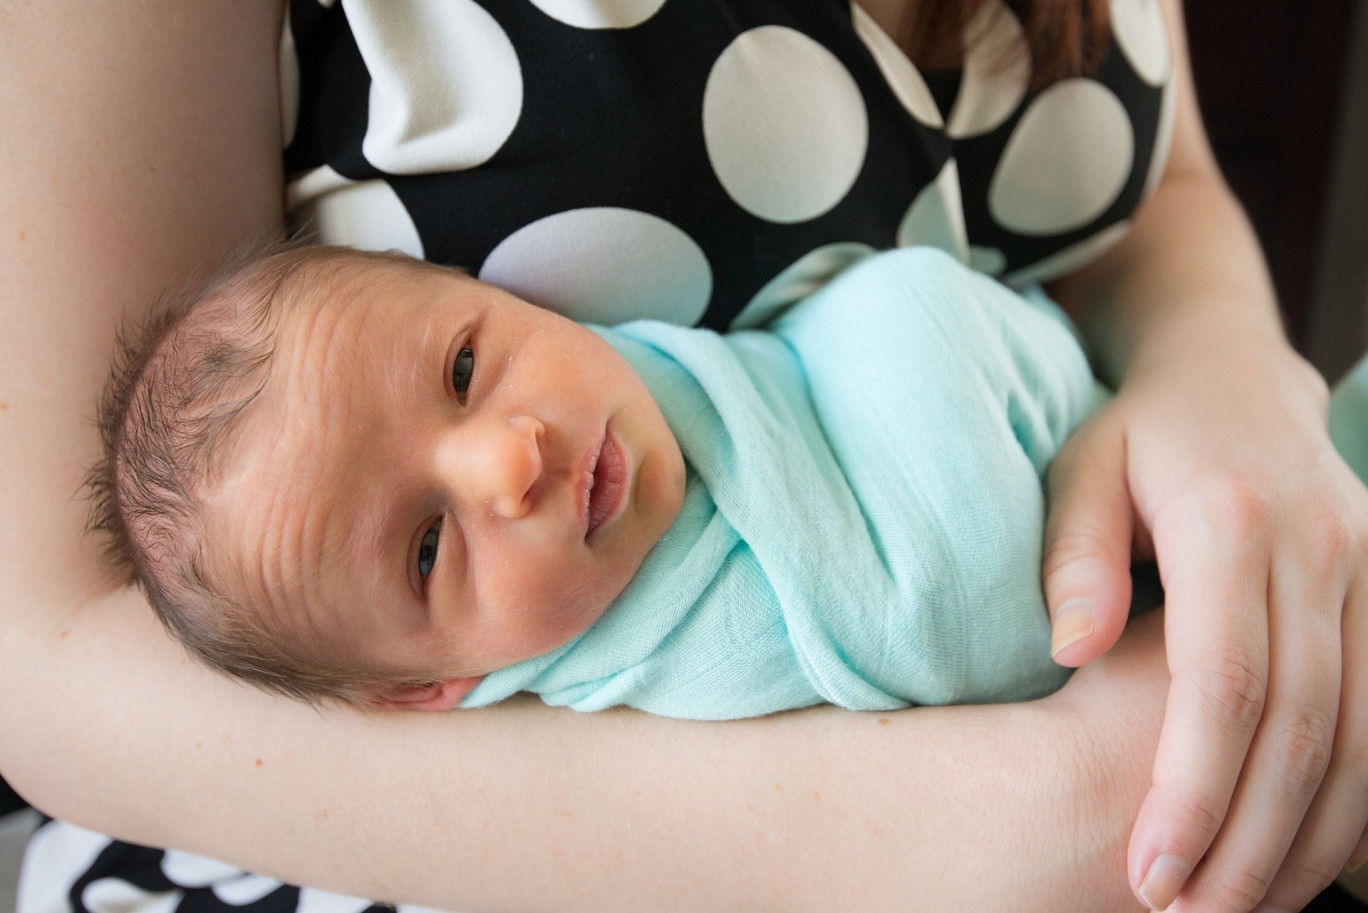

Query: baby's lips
left=585, top=431, right=627, bottom=538
left=578, top=433, right=605, bottom=534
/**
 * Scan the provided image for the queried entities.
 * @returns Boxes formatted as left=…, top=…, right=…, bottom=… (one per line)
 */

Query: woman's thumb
left=1042, top=421, right=1137, bottom=667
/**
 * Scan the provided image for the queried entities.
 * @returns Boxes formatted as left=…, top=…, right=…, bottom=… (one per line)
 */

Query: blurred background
left=1190, top=1, right=1368, bottom=382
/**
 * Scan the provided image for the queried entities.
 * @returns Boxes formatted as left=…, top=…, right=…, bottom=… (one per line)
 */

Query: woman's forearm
left=0, top=0, right=288, bottom=873
left=0, top=0, right=289, bottom=619
left=5, top=590, right=1167, bottom=913
left=1052, top=167, right=1298, bottom=388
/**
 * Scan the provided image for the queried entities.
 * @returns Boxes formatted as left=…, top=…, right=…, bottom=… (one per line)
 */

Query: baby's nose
left=458, top=415, right=545, bottom=520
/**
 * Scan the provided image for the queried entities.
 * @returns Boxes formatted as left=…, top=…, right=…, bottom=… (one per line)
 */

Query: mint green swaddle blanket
left=461, top=248, right=1108, bottom=718
left=461, top=247, right=1368, bottom=718
left=461, top=247, right=1368, bottom=719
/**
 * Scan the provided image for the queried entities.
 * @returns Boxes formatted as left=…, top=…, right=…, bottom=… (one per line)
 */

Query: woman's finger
left=1352, top=830, right=1368, bottom=878
left=1166, top=540, right=1343, bottom=913
left=1042, top=416, right=1135, bottom=668
left=1126, top=477, right=1272, bottom=911
left=1259, top=580, right=1368, bottom=911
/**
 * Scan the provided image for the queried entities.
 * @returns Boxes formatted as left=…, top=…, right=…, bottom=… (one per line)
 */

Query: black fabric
left=63, top=840, right=310, bottom=913
left=0, top=774, right=28, bottom=819
left=1306, top=882, right=1368, bottom=913
left=284, top=0, right=1165, bottom=329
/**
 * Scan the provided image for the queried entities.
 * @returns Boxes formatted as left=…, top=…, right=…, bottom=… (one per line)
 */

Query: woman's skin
left=0, top=1, right=1361, bottom=911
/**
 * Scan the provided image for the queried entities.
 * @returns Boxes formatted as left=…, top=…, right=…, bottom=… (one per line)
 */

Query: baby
left=90, top=243, right=1113, bottom=718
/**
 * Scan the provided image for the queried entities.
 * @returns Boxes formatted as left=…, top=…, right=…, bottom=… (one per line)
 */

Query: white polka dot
left=703, top=26, right=868, bottom=224
left=1111, top=0, right=1170, bottom=86
left=298, top=890, right=377, bottom=913
left=969, top=246, right=1007, bottom=276
left=988, top=79, right=1133, bottom=235
left=279, top=9, right=300, bottom=148
left=729, top=242, right=875, bottom=329
left=287, top=166, right=425, bottom=257
left=82, top=879, right=181, bottom=913
left=161, top=851, right=243, bottom=888
left=1143, top=75, right=1177, bottom=195
left=160, top=851, right=283, bottom=907
left=212, top=875, right=287, bottom=906
left=479, top=208, right=712, bottom=325
left=347, top=0, right=522, bottom=175
left=318, top=0, right=336, bottom=6
left=896, top=159, right=969, bottom=261
left=851, top=3, right=942, bottom=128
left=947, top=0, right=1030, bottom=139
left=527, top=0, right=666, bottom=29
left=1004, top=221, right=1131, bottom=286
left=17, top=823, right=112, bottom=913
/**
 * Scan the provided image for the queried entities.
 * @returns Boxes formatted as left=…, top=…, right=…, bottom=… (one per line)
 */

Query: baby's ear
left=372, top=677, right=482, bottom=712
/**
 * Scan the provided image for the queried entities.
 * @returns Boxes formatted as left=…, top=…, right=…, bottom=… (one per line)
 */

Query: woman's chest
left=283, top=0, right=1170, bottom=328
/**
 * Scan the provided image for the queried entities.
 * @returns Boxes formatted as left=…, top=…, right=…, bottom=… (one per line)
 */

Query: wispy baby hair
left=88, top=240, right=437, bottom=704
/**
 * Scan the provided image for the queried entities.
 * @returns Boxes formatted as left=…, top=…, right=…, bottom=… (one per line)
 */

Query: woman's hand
left=1042, top=324, right=1368, bottom=913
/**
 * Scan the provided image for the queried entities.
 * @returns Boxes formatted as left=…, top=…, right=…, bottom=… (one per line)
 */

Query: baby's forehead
left=270, top=254, right=470, bottom=356
left=197, top=377, right=374, bottom=644
left=210, top=248, right=486, bottom=504
left=206, top=251, right=441, bottom=535
left=273, top=253, right=392, bottom=321
left=191, top=260, right=375, bottom=503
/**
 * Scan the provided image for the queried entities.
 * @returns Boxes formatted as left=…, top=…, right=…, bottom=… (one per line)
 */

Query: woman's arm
left=1044, top=1, right=1368, bottom=910
left=9, top=591, right=1169, bottom=913
left=0, top=3, right=1165, bottom=910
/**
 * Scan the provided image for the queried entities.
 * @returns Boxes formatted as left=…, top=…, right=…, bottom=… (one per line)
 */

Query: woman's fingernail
left=1347, top=833, right=1368, bottom=873
left=1051, top=599, right=1095, bottom=656
left=1138, top=854, right=1192, bottom=911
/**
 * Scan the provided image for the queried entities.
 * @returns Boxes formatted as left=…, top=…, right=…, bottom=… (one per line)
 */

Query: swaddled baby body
left=95, top=244, right=1257, bottom=717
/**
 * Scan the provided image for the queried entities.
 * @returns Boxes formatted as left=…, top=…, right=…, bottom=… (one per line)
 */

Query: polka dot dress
left=282, top=0, right=1174, bottom=331
left=16, top=819, right=442, bottom=913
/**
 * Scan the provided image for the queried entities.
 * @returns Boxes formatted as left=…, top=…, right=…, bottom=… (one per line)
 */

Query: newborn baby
left=91, top=244, right=1106, bottom=718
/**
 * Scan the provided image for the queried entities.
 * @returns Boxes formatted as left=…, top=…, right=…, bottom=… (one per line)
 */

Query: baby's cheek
left=479, top=572, right=604, bottom=662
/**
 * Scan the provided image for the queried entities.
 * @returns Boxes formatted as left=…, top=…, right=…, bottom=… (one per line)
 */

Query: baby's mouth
left=584, top=431, right=626, bottom=539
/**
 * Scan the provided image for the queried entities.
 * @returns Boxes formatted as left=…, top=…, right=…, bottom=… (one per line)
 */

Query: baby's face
left=203, top=258, right=685, bottom=706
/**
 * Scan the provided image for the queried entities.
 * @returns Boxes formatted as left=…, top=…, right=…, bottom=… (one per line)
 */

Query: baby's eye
left=453, top=346, right=475, bottom=405
left=417, top=518, right=441, bottom=580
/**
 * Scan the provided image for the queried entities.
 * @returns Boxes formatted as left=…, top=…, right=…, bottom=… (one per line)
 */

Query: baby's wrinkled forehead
left=194, top=381, right=366, bottom=662
left=196, top=253, right=431, bottom=619
left=270, top=252, right=385, bottom=325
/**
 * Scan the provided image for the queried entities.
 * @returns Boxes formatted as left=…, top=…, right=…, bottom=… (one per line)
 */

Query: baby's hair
left=87, top=240, right=447, bottom=705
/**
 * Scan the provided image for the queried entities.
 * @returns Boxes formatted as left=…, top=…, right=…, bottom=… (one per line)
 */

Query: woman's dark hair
left=900, top=0, right=1113, bottom=87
